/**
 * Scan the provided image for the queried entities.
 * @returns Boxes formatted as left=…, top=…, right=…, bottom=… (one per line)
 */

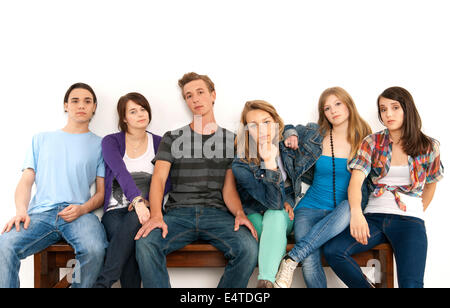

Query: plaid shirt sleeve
left=426, top=140, right=444, bottom=183
left=348, top=135, right=374, bottom=177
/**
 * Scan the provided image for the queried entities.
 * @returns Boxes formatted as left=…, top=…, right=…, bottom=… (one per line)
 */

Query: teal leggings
left=248, top=209, right=294, bottom=283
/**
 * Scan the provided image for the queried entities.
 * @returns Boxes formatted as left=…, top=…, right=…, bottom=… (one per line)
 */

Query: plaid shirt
left=349, top=129, right=444, bottom=211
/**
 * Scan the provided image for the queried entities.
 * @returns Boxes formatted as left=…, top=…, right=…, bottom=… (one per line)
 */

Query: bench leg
left=379, top=249, right=394, bottom=288
left=34, top=251, right=60, bottom=288
left=372, top=248, right=394, bottom=288
left=34, top=252, right=45, bottom=288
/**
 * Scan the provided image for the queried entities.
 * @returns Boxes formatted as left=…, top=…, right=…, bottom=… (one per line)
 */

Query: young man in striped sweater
left=134, top=72, right=258, bottom=288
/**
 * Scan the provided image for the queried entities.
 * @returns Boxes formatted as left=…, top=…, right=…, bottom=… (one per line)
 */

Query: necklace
left=126, top=134, right=147, bottom=153
left=329, top=129, right=337, bottom=208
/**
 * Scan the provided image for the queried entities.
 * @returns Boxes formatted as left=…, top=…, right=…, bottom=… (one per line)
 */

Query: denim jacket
left=232, top=147, right=296, bottom=216
left=283, top=122, right=371, bottom=208
left=281, top=123, right=324, bottom=198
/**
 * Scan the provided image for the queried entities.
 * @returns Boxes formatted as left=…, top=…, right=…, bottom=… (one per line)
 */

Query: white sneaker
left=274, top=257, right=298, bottom=288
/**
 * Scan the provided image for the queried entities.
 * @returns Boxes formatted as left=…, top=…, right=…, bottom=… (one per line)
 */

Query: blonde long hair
left=318, top=87, right=372, bottom=159
left=235, top=100, right=285, bottom=165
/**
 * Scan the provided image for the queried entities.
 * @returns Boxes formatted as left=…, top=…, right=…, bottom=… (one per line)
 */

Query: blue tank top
left=296, top=155, right=351, bottom=211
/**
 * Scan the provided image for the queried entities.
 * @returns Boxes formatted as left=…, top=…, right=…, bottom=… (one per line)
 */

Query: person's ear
left=212, top=91, right=216, bottom=105
left=64, top=102, right=68, bottom=113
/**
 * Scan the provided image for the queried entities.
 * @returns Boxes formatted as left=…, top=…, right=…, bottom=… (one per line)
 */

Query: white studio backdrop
left=0, top=0, right=449, bottom=288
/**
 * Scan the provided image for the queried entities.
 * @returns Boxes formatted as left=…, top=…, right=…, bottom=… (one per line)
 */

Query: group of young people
left=0, top=72, right=443, bottom=288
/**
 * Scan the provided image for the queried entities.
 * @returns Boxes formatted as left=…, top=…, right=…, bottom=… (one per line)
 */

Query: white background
left=0, top=0, right=448, bottom=288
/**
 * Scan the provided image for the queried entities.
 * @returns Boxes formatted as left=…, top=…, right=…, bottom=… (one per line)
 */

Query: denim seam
left=294, top=210, right=333, bottom=261
left=343, top=229, right=383, bottom=257
left=16, top=230, right=61, bottom=258
left=162, top=229, right=197, bottom=254
left=309, top=211, right=333, bottom=244
left=342, top=229, right=383, bottom=287
left=398, top=216, right=426, bottom=227
left=383, top=215, right=393, bottom=231
left=341, top=252, right=373, bottom=288
left=199, top=230, right=235, bottom=259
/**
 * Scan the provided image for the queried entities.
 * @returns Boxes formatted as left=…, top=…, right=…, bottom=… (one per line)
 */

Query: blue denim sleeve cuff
left=262, top=168, right=282, bottom=184
left=285, top=194, right=295, bottom=208
left=283, top=128, right=298, bottom=139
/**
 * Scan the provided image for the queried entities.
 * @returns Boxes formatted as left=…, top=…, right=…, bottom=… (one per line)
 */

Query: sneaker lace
left=277, top=260, right=297, bottom=283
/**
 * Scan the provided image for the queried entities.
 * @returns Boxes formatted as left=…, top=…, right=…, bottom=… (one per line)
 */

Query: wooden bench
left=34, top=240, right=394, bottom=288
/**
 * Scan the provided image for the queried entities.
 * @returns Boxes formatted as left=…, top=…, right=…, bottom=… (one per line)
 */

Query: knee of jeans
left=323, top=239, right=346, bottom=261
left=136, top=232, right=162, bottom=259
left=75, top=238, right=107, bottom=262
left=90, top=244, right=106, bottom=262
left=0, top=238, right=15, bottom=261
left=301, top=254, right=323, bottom=272
left=233, top=231, right=258, bottom=265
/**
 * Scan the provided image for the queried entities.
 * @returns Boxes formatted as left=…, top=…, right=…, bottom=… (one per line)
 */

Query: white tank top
left=364, top=165, right=425, bottom=220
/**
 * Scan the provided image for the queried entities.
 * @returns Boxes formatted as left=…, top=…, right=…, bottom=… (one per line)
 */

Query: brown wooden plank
left=35, top=240, right=395, bottom=288
left=45, top=244, right=75, bottom=252
left=177, top=244, right=222, bottom=252
left=167, top=251, right=227, bottom=267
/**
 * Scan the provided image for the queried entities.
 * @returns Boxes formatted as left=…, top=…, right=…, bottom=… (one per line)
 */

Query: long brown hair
left=318, top=87, right=372, bottom=159
left=377, top=87, right=433, bottom=157
left=235, top=100, right=285, bottom=165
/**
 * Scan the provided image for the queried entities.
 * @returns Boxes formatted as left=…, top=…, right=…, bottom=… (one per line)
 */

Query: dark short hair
left=117, top=92, right=152, bottom=132
left=64, top=82, right=97, bottom=104
left=178, top=72, right=215, bottom=99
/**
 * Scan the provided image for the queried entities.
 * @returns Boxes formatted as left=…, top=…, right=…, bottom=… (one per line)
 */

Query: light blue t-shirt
left=23, top=130, right=105, bottom=214
left=296, top=155, right=351, bottom=211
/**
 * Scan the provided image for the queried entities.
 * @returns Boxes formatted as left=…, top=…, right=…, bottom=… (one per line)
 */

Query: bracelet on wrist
left=129, top=196, right=144, bottom=211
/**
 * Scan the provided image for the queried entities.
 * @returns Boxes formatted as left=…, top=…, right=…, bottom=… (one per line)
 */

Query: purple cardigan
left=101, top=131, right=171, bottom=212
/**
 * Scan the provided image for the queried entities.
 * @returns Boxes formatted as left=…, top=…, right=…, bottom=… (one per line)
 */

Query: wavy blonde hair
left=235, top=100, right=285, bottom=165
left=318, top=87, right=372, bottom=160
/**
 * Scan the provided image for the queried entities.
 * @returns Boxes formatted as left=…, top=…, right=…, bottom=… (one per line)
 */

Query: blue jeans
left=135, top=207, right=258, bottom=288
left=0, top=204, right=107, bottom=288
left=323, top=213, right=428, bottom=288
left=288, top=200, right=351, bottom=288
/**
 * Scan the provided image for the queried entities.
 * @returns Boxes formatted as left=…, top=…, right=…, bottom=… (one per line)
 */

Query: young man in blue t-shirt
left=0, top=83, right=108, bottom=288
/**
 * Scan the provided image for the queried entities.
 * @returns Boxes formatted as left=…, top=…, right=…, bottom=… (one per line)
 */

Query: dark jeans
left=323, top=213, right=428, bottom=288
left=94, top=207, right=142, bottom=288
left=135, top=207, right=259, bottom=288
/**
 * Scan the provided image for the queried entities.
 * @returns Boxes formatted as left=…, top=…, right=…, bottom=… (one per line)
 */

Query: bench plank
left=34, top=241, right=394, bottom=288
